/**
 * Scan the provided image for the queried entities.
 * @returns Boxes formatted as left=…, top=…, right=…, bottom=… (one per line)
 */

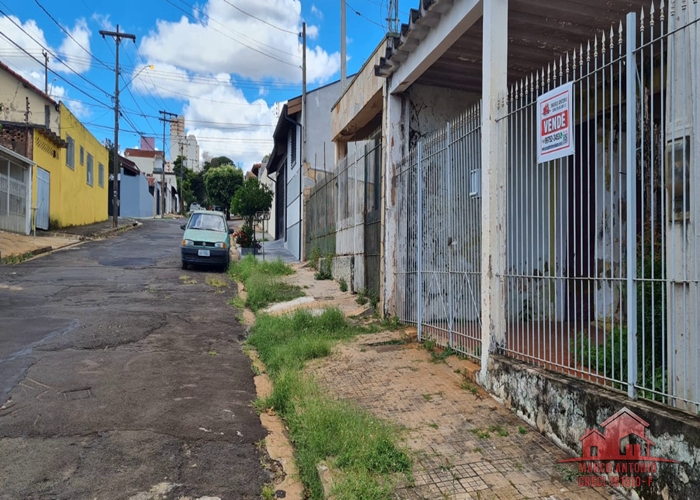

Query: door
left=36, top=167, right=50, bottom=230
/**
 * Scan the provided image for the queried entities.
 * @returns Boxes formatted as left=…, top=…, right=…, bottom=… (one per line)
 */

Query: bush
left=314, top=254, right=334, bottom=281
left=339, top=278, right=348, bottom=292
left=356, top=289, right=368, bottom=306
left=233, top=224, right=254, bottom=248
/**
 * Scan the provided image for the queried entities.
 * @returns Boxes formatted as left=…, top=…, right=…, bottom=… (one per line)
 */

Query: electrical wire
left=220, top=0, right=298, bottom=35
left=0, top=30, right=112, bottom=108
left=0, top=5, right=111, bottom=98
left=165, top=0, right=300, bottom=66
left=32, top=0, right=112, bottom=70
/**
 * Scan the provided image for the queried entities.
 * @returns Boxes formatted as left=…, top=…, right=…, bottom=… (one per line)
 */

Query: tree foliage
left=231, top=177, right=273, bottom=228
left=204, top=164, right=244, bottom=212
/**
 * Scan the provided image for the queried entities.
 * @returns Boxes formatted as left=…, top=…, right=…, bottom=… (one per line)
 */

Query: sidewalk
left=270, top=264, right=620, bottom=500
left=0, top=218, right=139, bottom=263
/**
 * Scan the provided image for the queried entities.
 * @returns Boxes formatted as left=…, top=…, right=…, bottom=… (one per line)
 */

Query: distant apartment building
left=169, top=116, right=200, bottom=171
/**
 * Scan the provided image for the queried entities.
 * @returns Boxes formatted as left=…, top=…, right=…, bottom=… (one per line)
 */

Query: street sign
left=537, top=82, right=574, bottom=163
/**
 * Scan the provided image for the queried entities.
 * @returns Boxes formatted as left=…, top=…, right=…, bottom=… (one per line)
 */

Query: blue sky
left=0, top=0, right=408, bottom=170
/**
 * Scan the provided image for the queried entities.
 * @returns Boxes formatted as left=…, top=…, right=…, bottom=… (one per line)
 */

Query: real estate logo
left=558, top=407, right=677, bottom=488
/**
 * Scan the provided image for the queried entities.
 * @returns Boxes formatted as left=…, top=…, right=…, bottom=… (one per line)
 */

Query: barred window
left=66, top=136, right=75, bottom=169
left=87, top=154, right=94, bottom=186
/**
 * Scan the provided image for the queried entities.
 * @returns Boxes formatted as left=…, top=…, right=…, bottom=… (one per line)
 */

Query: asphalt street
left=0, top=219, right=270, bottom=500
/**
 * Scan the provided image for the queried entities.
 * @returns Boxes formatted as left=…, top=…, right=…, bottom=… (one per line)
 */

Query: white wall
left=0, top=69, right=59, bottom=135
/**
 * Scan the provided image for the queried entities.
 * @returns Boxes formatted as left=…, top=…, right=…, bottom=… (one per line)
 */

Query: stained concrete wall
left=407, top=83, right=479, bottom=149
left=478, top=356, right=700, bottom=500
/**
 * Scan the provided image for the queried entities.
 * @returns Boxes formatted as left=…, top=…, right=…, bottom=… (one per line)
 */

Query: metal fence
left=394, top=103, right=483, bottom=360
left=305, top=130, right=383, bottom=295
left=394, top=1, right=700, bottom=414
left=500, top=2, right=700, bottom=414
left=305, top=167, right=337, bottom=258
left=0, top=155, right=30, bottom=234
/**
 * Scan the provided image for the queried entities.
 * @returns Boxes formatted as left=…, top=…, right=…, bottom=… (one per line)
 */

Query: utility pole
left=42, top=50, right=49, bottom=93
left=340, top=1, right=346, bottom=92
left=100, top=25, right=136, bottom=228
left=159, top=110, right=178, bottom=217
left=300, top=22, right=307, bottom=260
left=301, top=22, right=307, bottom=165
left=387, top=0, right=400, bottom=34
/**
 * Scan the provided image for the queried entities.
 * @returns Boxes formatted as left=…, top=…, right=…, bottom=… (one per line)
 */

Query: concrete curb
left=0, top=245, right=52, bottom=264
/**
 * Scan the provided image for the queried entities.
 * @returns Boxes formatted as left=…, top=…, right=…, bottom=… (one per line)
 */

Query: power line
left=345, top=1, right=386, bottom=29
left=220, top=0, right=298, bottom=35
left=0, top=5, right=111, bottom=98
left=0, top=30, right=112, bottom=108
left=32, top=0, right=111, bottom=70
left=165, top=0, right=300, bottom=67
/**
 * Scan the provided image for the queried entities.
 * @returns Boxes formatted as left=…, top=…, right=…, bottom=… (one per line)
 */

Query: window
left=66, top=135, right=75, bottom=169
left=80, top=146, right=84, bottom=165
left=590, top=446, right=598, bottom=457
left=98, top=163, right=104, bottom=187
left=87, top=153, right=94, bottom=186
left=290, top=127, right=297, bottom=167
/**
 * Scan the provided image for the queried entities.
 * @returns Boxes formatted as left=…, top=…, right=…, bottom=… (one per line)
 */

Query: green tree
left=204, top=164, right=244, bottom=217
left=231, top=177, right=273, bottom=230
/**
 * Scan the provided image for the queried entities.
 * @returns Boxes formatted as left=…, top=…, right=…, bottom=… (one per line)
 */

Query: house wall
left=665, top=16, right=700, bottom=413
left=258, top=167, right=276, bottom=238
left=331, top=39, right=387, bottom=142
left=407, top=84, right=479, bottom=148
left=125, top=155, right=158, bottom=175
left=31, top=130, right=61, bottom=230
left=0, top=69, right=59, bottom=135
left=478, top=355, right=700, bottom=500
left=51, top=104, right=108, bottom=227
left=286, top=125, right=302, bottom=260
left=307, top=81, right=343, bottom=174
left=119, top=170, right=153, bottom=218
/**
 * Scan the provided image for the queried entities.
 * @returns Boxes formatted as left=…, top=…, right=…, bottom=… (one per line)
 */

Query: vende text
left=541, top=111, right=568, bottom=136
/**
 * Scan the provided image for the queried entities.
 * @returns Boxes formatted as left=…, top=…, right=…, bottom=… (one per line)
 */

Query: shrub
left=339, top=278, right=348, bottom=292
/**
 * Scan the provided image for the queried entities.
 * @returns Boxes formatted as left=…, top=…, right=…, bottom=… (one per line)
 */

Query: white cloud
left=0, top=15, right=93, bottom=120
left=0, top=15, right=93, bottom=76
left=130, top=64, right=275, bottom=169
left=57, top=18, right=92, bottom=74
left=129, top=0, right=342, bottom=169
left=311, top=5, right=323, bottom=19
left=91, top=13, right=115, bottom=31
left=138, top=0, right=338, bottom=84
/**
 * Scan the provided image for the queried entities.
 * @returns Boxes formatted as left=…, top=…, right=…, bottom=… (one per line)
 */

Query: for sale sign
left=537, top=82, right=574, bottom=163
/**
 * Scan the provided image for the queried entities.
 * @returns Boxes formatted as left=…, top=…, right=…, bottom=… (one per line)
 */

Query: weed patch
left=205, top=276, right=228, bottom=288
left=229, top=255, right=302, bottom=312
left=248, top=309, right=412, bottom=499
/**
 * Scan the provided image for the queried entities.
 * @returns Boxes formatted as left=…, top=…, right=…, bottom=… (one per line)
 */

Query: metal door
left=36, top=167, right=50, bottom=230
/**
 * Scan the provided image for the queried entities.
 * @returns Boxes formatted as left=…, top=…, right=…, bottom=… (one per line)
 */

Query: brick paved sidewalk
left=307, top=331, right=621, bottom=500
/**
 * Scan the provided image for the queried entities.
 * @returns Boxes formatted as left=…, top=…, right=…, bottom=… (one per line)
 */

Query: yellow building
left=31, top=104, right=109, bottom=229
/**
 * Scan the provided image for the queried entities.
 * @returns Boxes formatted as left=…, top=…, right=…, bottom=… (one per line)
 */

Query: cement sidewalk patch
left=0, top=231, right=79, bottom=263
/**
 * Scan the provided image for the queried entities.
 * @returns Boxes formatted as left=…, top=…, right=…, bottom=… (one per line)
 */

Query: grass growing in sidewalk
left=248, top=309, right=412, bottom=499
left=229, top=255, right=303, bottom=312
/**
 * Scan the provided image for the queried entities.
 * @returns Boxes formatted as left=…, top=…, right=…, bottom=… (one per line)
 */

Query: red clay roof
left=124, top=148, right=164, bottom=159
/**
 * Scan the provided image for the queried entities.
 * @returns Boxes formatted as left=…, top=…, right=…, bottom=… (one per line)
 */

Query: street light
left=122, top=64, right=154, bottom=91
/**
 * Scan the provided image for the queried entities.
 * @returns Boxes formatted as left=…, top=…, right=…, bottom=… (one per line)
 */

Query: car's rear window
left=187, top=213, right=226, bottom=231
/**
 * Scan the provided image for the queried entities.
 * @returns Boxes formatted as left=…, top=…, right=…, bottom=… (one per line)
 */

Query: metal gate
left=35, top=167, right=50, bottom=230
left=364, top=130, right=382, bottom=298
left=395, top=102, right=483, bottom=360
